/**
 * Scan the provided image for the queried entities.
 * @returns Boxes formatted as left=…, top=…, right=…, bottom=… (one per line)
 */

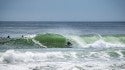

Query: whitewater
left=0, top=21, right=125, bottom=70
left=0, top=48, right=125, bottom=70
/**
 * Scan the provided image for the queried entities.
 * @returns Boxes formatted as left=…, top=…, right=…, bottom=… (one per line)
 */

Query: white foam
left=0, top=50, right=65, bottom=63
left=66, top=35, right=125, bottom=48
left=88, top=39, right=125, bottom=48
left=24, top=34, right=36, bottom=38
left=1, top=60, right=125, bottom=70
left=0, top=49, right=125, bottom=70
left=0, top=49, right=124, bottom=64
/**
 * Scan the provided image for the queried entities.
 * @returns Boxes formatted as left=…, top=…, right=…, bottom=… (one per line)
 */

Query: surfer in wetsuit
left=22, top=35, right=24, bottom=38
left=66, top=41, right=72, bottom=48
left=7, top=36, right=10, bottom=39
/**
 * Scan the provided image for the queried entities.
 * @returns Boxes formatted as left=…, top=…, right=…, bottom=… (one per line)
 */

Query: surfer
left=66, top=41, right=72, bottom=48
left=22, top=35, right=24, bottom=38
left=7, top=36, right=10, bottom=39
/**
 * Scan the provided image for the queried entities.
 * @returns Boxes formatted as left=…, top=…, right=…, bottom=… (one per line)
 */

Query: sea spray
left=69, top=35, right=86, bottom=48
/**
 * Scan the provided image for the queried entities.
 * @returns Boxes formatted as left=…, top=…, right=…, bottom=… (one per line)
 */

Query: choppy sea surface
left=0, top=21, right=125, bottom=70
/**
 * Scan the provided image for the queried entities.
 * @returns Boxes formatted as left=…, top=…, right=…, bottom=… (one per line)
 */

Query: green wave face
left=80, top=35, right=100, bottom=44
left=34, top=33, right=67, bottom=48
left=0, top=33, right=67, bottom=48
left=8, top=38, right=34, bottom=45
left=102, top=35, right=125, bottom=44
left=80, top=34, right=125, bottom=44
left=0, top=38, right=38, bottom=49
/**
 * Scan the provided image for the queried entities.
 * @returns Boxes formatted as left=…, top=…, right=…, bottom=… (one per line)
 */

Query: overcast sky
left=0, top=0, right=125, bottom=21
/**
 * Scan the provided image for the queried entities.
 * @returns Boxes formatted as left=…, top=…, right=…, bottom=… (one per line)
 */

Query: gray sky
left=0, top=0, right=125, bottom=21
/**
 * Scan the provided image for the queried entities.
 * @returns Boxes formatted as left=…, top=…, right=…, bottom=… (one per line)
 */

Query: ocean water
left=0, top=21, right=125, bottom=70
left=0, top=21, right=125, bottom=37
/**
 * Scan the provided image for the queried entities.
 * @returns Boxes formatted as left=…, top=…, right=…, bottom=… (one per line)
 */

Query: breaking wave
left=0, top=33, right=125, bottom=49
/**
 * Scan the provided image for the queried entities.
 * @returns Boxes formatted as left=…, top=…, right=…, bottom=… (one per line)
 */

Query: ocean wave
left=0, top=33, right=125, bottom=49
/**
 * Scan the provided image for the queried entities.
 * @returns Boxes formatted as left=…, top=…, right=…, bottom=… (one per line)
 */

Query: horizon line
left=0, top=20, right=125, bottom=22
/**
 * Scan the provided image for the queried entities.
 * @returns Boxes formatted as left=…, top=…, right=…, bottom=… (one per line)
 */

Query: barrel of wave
left=34, top=33, right=71, bottom=48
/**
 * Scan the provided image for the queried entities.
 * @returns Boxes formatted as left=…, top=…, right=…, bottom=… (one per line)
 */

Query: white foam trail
left=97, top=34, right=102, bottom=39
left=32, top=39, right=47, bottom=48
left=23, top=34, right=47, bottom=48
